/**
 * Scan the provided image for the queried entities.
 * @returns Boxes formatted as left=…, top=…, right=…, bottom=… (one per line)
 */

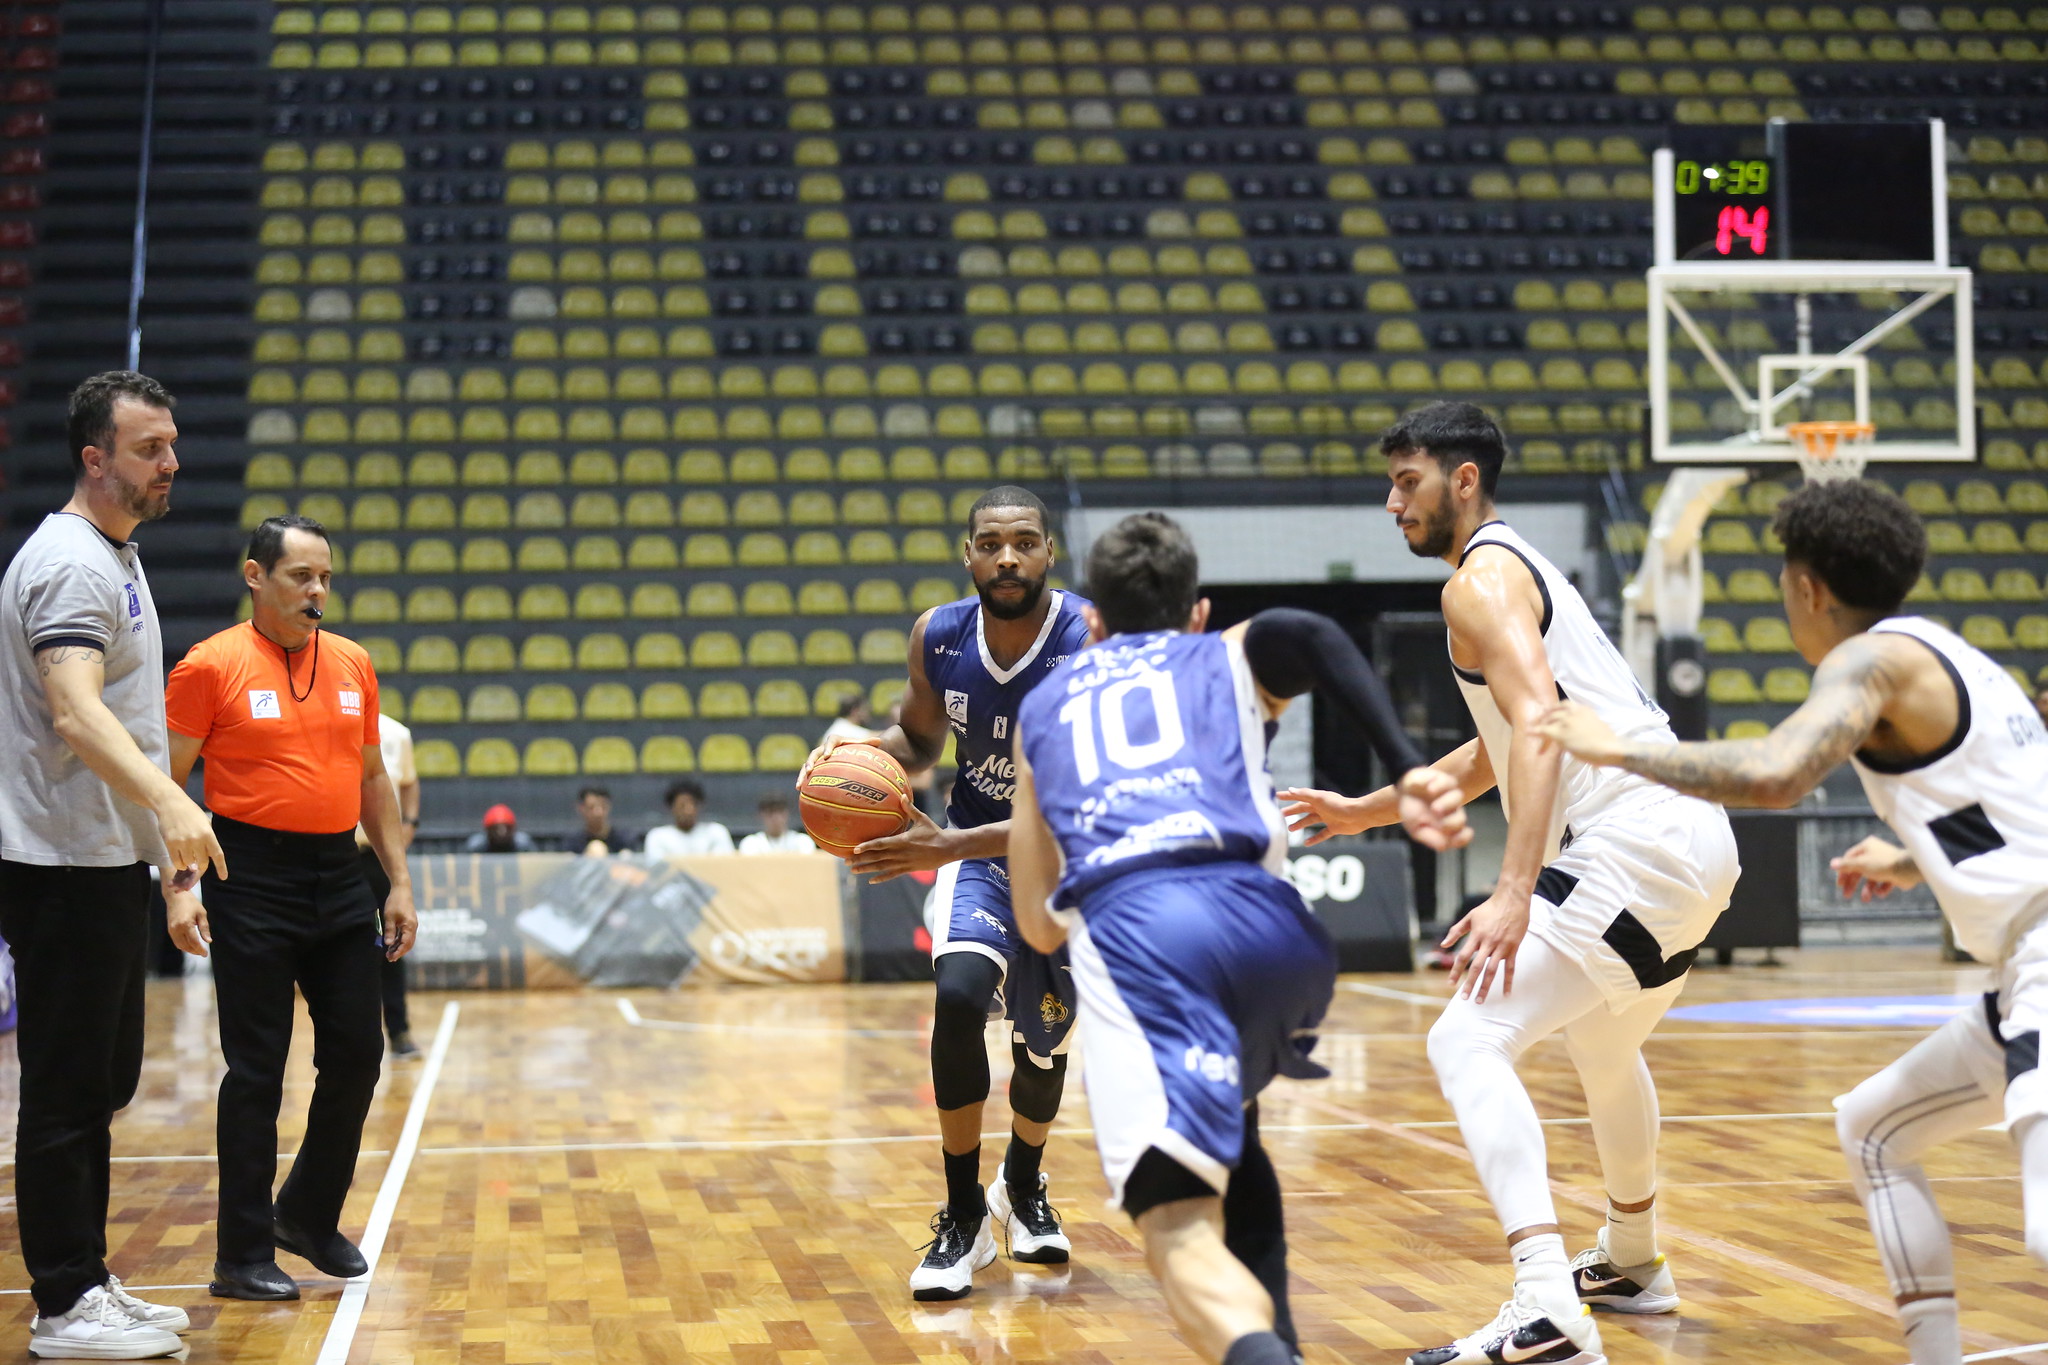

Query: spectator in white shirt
left=641, top=779, right=734, bottom=859
left=820, top=694, right=875, bottom=746
left=738, top=796, right=816, bottom=855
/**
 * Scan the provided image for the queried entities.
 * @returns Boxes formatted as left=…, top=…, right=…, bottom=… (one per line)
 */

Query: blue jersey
left=1019, top=630, right=1289, bottom=911
left=923, top=588, right=1094, bottom=831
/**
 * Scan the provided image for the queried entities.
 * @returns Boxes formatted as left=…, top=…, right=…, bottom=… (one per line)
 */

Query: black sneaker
left=907, top=1209, right=996, bottom=1301
left=988, top=1172, right=1072, bottom=1264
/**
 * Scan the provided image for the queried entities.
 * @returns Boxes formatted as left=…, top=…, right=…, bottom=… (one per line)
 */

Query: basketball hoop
left=1785, top=420, right=1874, bottom=483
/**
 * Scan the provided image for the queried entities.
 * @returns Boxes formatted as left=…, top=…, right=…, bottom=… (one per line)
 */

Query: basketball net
left=1785, top=420, right=1874, bottom=483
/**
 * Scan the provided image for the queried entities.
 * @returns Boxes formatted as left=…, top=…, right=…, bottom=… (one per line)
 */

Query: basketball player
left=1539, top=478, right=2048, bottom=1365
left=1007, top=511, right=1467, bottom=1365
left=1281, top=402, right=1738, bottom=1365
left=801, top=486, right=1092, bottom=1300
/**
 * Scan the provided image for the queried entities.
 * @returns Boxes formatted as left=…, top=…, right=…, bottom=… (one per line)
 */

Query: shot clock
left=1666, top=130, right=1777, bottom=261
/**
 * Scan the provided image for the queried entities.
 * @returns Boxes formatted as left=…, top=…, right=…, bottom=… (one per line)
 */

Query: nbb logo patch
left=808, top=775, right=891, bottom=803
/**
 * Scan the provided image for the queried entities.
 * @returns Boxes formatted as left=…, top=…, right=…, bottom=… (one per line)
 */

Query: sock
left=1898, top=1297, right=1963, bottom=1365
left=1603, top=1199, right=1657, bottom=1267
left=1221, top=1331, right=1295, bottom=1365
left=1511, top=1232, right=1577, bottom=1319
left=1004, top=1131, right=1044, bottom=1195
left=944, top=1146, right=986, bottom=1222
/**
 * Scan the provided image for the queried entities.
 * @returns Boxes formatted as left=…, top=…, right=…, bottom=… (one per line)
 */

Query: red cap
left=483, top=803, right=517, bottom=827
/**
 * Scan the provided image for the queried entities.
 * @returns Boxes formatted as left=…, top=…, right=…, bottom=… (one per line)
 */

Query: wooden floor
left=1, top=948, right=2043, bottom=1364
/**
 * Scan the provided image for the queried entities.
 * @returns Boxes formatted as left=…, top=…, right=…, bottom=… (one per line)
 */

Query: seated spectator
left=642, top=779, right=734, bottom=859
left=575, top=785, right=638, bottom=856
left=739, top=796, right=816, bottom=855
left=466, top=803, right=536, bottom=854
left=820, top=695, right=875, bottom=746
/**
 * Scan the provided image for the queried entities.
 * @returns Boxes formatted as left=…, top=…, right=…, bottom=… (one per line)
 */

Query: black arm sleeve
left=1241, top=607, right=1429, bottom=776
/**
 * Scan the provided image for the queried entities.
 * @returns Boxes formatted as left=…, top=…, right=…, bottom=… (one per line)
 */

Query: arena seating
left=231, top=1, right=2048, bottom=809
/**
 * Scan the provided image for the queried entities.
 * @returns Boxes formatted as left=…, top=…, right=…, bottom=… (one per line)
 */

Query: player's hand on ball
left=1534, top=700, right=1623, bottom=765
left=166, top=889, right=210, bottom=959
left=1441, top=888, right=1530, bottom=1002
left=798, top=734, right=878, bottom=786
left=1832, top=835, right=1920, bottom=901
left=847, top=806, right=953, bottom=883
left=1395, top=768, right=1471, bottom=851
left=1276, top=787, right=1374, bottom=845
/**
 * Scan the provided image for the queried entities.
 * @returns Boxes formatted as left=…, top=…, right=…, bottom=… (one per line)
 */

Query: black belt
left=211, top=813, right=358, bottom=855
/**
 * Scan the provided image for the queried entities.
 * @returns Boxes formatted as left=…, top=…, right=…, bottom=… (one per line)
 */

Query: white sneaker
left=104, top=1277, right=190, bottom=1334
left=27, top=1285, right=181, bottom=1359
left=987, top=1172, right=1072, bottom=1265
left=1406, top=1288, right=1605, bottom=1365
left=1571, top=1230, right=1680, bottom=1314
left=907, top=1209, right=998, bottom=1301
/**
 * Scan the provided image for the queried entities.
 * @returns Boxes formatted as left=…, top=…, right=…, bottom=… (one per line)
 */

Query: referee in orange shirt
left=160, top=514, right=417, bottom=1302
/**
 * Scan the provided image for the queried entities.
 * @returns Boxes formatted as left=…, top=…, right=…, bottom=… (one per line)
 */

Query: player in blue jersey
left=802, top=485, right=1094, bottom=1301
left=1006, top=512, right=1469, bottom=1365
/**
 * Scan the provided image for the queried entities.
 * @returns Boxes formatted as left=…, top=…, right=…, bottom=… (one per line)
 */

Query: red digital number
left=1715, top=205, right=1769, bottom=256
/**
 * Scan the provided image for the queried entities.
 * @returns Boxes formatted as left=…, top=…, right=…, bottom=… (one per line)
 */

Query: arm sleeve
left=20, top=563, right=118, bottom=652
left=162, top=651, right=217, bottom=743
left=1241, top=607, right=1429, bottom=775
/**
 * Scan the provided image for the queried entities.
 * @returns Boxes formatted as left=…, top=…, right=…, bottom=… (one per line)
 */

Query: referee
left=161, top=514, right=417, bottom=1302
left=0, top=372, right=216, bottom=1357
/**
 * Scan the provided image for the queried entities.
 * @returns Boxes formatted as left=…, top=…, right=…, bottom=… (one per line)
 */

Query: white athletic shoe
left=1571, top=1231, right=1680, bottom=1314
left=987, top=1172, right=1072, bottom=1265
left=908, top=1209, right=997, bottom=1301
left=1406, top=1288, right=1606, bottom=1365
left=102, top=1277, right=189, bottom=1334
left=27, top=1285, right=181, bottom=1360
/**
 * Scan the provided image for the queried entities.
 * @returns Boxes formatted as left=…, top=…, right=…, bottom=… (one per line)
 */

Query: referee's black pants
left=204, top=817, right=383, bottom=1268
left=0, top=860, right=149, bottom=1318
left=357, top=847, right=409, bottom=1039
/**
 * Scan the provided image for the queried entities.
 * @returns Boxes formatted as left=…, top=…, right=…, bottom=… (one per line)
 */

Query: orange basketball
left=799, top=744, right=915, bottom=859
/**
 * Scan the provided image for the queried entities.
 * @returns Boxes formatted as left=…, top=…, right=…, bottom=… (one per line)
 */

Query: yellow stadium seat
left=634, top=631, right=686, bottom=669
left=1706, top=668, right=1762, bottom=704
left=410, top=686, right=463, bottom=724
left=1762, top=668, right=1811, bottom=704
left=684, top=534, right=733, bottom=567
left=802, top=629, right=856, bottom=666
left=743, top=581, right=795, bottom=616
left=465, top=738, right=520, bottom=778
left=572, top=536, right=623, bottom=572
left=699, top=682, right=751, bottom=719
left=574, top=583, right=626, bottom=619
left=1742, top=618, right=1796, bottom=653
left=756, top=680, right=809, bottom=718
left=687, top=582, right=738, bottom=616
left=519, top=584, right=572, bottom=620
left=859, top=627, right=907, bottom=664
left=582, top=737, right=637, bottom=775
left=641, top=735, right=696, bottom=772
left=628, top=534, right=679, bottom=570
left=519, top=634, right=574, bottom=671
left=854, top=579, right=907, bottom=614
left=462, top=635, right=514, bottom=672
left=522, top=739, right=578, bottom=777
left=641, top=681, right=693, bottom=720
left=690, top=631, right=743, bottom=668
left=747, top=630, right=799, bottom=667
left=756, top=735, right=809, bottom=771
left=699, top=735, right=755, bottom=773
left=459, top=585, right=513, bottom=622
left=630, top=583, right=683, bottom=618
left=516, top=537, right=568, bottom=572
left=1962, top=615, right=2014, bottom=651
left=414, top=740, right=460, bottom=778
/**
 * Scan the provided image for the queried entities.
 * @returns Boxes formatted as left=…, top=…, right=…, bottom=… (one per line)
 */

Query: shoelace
left=105, top=1277, right=157, bottom=1318
left=1012, top=1187, right=1062, bottom=1236
left=73, top=1289, right=140, bottom=1331
left=918, top=1211, right=971, bottom=1263
left=1452, top=1298, right=1528, bottom=1352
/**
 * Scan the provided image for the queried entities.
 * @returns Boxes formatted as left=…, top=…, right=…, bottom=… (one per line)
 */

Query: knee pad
left=1124, top=1146, right=1217, bottom=1221
left=1007, top=1041, right=1066, bottom=1125
left=931, top=954, right=1003, bottom=1111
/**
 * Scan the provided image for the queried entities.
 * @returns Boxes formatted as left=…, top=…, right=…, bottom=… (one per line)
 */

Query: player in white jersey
left=1283, top=402, right=1738, bottom=1365
left=1541, top=478, right=2048, bottom=1365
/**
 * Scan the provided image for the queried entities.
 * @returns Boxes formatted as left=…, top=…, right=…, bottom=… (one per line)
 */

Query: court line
left=313, top=1000, right=460, bottom=1365
left=1394, top=1110, right=1836, bottom=1129
left=1960, top=1343, right=2048, bottom=1364
left=1285, top=1090, right=2023, bottom=1356
left=1337, top=982, right=1454, bottom=1006
left=616, top=995, right=925, bottom=1039
left=0, top=1283, right=213, bottom=1297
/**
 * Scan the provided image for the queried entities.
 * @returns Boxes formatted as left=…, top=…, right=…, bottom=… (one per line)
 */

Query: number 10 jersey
left=1019, top=629, right=1290, bottom=914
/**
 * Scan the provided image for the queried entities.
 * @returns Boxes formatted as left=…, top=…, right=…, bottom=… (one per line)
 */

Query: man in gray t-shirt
left=0, top=372, right=221, bottom=1358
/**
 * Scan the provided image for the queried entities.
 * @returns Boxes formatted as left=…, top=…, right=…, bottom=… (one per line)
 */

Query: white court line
left=313, top=1000, right=459, bottom=1365
left=616, top=995, right=924, bottom=1039
left=0, top=1283, right=211, bottom=1297
left=1960, top=1343, right=2048, bottom=1363
left=1394, top=1110, right=1836, bottom=1129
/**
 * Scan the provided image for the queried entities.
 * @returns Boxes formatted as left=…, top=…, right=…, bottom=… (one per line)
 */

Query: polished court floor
left=0, top=948, right=2042, bottom=1364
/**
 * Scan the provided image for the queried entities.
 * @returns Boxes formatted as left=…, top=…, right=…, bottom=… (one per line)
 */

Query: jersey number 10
left=1058, top=672, right=1187, bottom=785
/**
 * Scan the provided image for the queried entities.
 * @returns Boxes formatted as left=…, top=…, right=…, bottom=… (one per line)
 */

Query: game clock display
left=1670, top=154, right=1775, bottom=259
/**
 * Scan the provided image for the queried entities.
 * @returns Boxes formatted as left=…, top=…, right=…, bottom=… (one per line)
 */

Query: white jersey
left=1850, top=616, right=2048, bottom=963
left=1452, top=520, right=1684, bottom=859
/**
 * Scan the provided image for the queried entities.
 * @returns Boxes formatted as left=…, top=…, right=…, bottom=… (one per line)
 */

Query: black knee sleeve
left=930, top=953, right=1003, bottom=1111
left=1224, top=1105, right=1296, bottom=1352
left=1123, top=1146, right=1218, bottom=1220
left=1007, top=1040, right=1067, bottom=1125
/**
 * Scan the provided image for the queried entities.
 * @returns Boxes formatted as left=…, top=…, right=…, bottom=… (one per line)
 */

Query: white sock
left=1897, top=1297, right=1963, bottom=1365
left=1603, top=1200, right=1657, bottom=1267
left=1511, top=1233, right=1576, bottom=1318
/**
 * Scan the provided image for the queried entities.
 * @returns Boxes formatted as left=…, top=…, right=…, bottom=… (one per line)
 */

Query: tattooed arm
left=1537, top=634, right=1907, bottom=809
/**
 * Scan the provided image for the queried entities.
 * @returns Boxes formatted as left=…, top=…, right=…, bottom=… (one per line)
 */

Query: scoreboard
left=1656, top=121, right=1945, bottom=266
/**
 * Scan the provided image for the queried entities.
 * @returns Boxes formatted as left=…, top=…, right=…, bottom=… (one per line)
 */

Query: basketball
left=798, top=745, right=915, bottom=858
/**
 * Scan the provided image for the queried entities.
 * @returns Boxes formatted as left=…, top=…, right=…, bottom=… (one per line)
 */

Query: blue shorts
left=1065, top=860, right=1337, bottom=1206
left=929, top=857, right=1077, bottom=1061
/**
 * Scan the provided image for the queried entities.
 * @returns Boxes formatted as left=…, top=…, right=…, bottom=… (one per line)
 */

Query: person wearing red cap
left=466, top=804, right=535, bottom=854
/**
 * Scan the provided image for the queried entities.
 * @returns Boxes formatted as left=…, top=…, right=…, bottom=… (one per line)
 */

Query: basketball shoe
left=27, top=1285, right=181, bottom=1359
left=909, top=1209, right=997, bottom=1301
left=1406, top=1288, right=1606, bottom=1365
left=1571, top=1231, right=1679, bottom=1314
left=102, top=1277, right=188, bottom=1333
left=987, top=1172, right=1071, bottom=1264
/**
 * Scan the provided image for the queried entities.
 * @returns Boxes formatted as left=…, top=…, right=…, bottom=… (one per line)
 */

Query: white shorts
left=1994, top=916, right=2048, bottom=1128
left=1527, top=793, right=1739, bottom=1009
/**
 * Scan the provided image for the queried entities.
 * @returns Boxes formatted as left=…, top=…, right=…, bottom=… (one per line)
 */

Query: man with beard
left=1281, top=403, right=1736, bottom=1365
left=803, top=485, right=1092, bottom=1301
left=0, top=371, right=218, bottom=1358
